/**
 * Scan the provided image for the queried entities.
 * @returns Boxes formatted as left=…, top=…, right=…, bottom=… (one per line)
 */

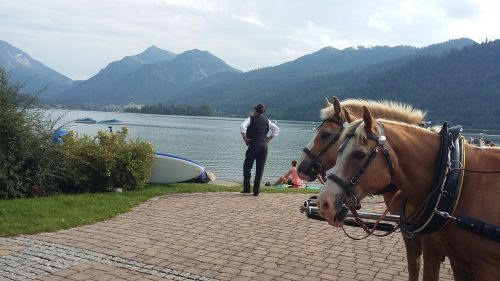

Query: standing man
left=240, top=104, right=279, bottom=196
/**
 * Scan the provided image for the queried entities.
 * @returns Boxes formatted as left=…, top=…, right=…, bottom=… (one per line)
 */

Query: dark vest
left=246, top=115, right=269, bottom=143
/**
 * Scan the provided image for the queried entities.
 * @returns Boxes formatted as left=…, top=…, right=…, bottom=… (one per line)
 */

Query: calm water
left=53, top=110, right=500, bottom=182
left=53, top=110, right=318, bottom=182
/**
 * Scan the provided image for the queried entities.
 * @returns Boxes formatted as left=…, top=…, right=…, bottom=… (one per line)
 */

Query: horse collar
left=400, top=123, right=465, bottom=236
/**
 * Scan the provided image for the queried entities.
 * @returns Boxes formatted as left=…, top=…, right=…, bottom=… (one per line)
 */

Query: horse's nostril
left=312, top=164, right=321, bottom=173
left=322, top=201, right=330, bottom=210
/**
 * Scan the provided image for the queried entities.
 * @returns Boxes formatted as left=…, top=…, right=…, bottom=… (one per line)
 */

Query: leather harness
left=400, top=123, right=465, bottom=235
left=326, top=121, right=500, bottom=242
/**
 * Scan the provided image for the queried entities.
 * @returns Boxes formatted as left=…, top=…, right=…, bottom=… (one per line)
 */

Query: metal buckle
left=378, top=135, right=387, bottom=146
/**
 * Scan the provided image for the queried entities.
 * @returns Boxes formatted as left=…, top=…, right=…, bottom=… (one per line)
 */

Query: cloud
left=235, top=15, right=269, bottom=29
left=440, top=0, right=480, bottom=19
left=287, top=21, right=353, bottom=50
left=0, top=0, right=498, bottom=79
left=155, top=0, right=216, bottom=12
left=367, top=16, right=391, bottom=33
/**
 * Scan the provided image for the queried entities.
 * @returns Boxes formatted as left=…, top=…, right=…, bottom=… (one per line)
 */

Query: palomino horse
left=317, top=107, right=500, bottom=281
left=297, top=97, right=438, bottom=281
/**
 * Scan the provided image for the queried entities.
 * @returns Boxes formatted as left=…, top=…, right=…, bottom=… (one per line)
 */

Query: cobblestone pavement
left=0, top=192, right=455, bottom=280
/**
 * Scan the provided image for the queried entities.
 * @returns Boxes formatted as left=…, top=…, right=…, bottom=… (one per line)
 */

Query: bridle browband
left=327, top=122, right=395, bottom=210
left=302, top=118, right=349, bottom=175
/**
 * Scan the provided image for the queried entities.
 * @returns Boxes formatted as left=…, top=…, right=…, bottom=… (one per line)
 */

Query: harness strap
left=324, top=118, right=346, bottom=126
left=455, top=216, right=500, bottom=242
left=349, top=144, right=379, bottom=185
left=302, top=148, right=322, bottom=165
left=377, top=123, right=394, bottom=175
left=318, top=134, right=341, bottom=157
left=373, top=183, right=398, bottom=195
left=327, top=173, right=354, bottom=195
left=327, top=143, right=378, bottom=196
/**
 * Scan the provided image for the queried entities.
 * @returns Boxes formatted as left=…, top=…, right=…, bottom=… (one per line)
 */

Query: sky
left=1, top=0, right=499, bottom=80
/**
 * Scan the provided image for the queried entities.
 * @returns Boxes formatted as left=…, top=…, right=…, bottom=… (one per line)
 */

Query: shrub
left=0, top=68, right=65, bottom=199
left=60, top=127, right=155, bottom=193
left=0, top=67, right=155, bottom=198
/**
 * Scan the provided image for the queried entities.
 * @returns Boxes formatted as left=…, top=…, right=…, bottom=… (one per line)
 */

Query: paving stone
left=0, top=193, right=455, bottom=280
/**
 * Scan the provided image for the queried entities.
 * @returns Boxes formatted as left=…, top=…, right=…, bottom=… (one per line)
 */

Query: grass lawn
left=0, top=183, right=318, bottom=237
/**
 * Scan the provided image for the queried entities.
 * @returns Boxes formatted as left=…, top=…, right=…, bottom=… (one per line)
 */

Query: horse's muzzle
left=297, top=160, right=320, bottom=181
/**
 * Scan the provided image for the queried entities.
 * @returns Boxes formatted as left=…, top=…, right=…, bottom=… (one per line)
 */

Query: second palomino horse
left=317, top=107, right=500, bottom=280
left=297, top=97, right=445, bottom=281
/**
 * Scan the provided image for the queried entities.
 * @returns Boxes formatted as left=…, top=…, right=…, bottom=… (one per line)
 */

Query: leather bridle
left=301, top=118, right=349, bottom=176
left=327, top=122, right=399, bottom=237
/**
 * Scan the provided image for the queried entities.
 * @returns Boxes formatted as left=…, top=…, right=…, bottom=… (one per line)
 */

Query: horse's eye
left=320, top=132, right=332, bottom=139
left=352, top=150, right=366, bottom=159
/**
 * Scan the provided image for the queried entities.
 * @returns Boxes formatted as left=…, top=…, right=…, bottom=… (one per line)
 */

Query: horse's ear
left=333, top=96, right=342, bottom=116
left=325, top=97, right=332, bottom=107
left=362, top=106, right=374, bottom=134
left=343, top=108, right=354, bottom=123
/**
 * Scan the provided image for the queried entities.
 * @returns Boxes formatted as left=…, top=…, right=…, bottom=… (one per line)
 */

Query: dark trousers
left=243, top=142, right=268, bottom=195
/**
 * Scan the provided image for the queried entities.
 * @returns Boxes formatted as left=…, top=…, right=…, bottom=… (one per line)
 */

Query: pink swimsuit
left=288, top=167, right=303, bottom=187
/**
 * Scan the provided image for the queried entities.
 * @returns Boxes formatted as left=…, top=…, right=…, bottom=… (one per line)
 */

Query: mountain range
left=57, top=45, right=177, bottom=103
left=348, top=39, right=500, bottom=128
left=166, top=38, right=476, bottom=118
left=0, top=40, right=73, bottom=98
left=3, top=37, right=500, bottom=128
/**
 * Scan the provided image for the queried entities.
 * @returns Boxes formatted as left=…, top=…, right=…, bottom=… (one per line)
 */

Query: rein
left=451, top=167, right=500, bottom=174
left=341, top=190, right=402, bottom=240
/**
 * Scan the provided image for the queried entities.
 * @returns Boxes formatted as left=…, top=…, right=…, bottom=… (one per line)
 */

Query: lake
left=53, top=110, right=318, bottom=182
left=53, top=110, right=500, bottom=183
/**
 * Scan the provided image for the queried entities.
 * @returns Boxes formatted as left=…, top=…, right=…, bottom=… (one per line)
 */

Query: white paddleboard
left=149, top=153, right=205, bottom=184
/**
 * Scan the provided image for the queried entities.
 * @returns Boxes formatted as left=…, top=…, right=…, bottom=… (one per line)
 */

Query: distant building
left=124, top=102, right=145, bottom=110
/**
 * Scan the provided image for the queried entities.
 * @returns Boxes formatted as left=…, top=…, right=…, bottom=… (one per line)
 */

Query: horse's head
left=298, top=96, right=354, bottom=181
left=298, top=97, right=425, bottom=182
left=317, top=107, right=395, bottom=227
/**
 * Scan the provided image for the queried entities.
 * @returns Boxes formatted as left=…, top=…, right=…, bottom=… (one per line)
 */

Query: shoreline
left=208, top=179, right=240, bottom=187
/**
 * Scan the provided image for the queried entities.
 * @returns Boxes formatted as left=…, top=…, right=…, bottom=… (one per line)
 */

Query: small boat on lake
left=98, top=119, right=125, bottom=125
left=149, top=153, right=205, bottom=184
left=74, top=117, right=97, bottom=124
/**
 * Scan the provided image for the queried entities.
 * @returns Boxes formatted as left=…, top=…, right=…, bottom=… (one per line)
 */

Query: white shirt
left=240, top=117, right=280, bottom=137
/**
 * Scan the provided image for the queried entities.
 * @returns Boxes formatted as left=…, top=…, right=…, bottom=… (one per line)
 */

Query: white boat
left=149, top=153, right=205, bottom=184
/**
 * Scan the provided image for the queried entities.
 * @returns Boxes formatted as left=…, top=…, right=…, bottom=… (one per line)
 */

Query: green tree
left=0, top=68, right=64, bottom=198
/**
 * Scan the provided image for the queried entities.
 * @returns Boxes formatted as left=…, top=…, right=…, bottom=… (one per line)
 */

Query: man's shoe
left=241, top=191, right=251, bottom=194
left=253, top=193, right=259, bottom=196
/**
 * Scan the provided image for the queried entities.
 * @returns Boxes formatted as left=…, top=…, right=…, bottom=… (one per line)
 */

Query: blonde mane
left=320, top=98, right=426, bottom=125
left=339, top=119, right=365, bottom=144
left=340, top=118, right=433, bottom=145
